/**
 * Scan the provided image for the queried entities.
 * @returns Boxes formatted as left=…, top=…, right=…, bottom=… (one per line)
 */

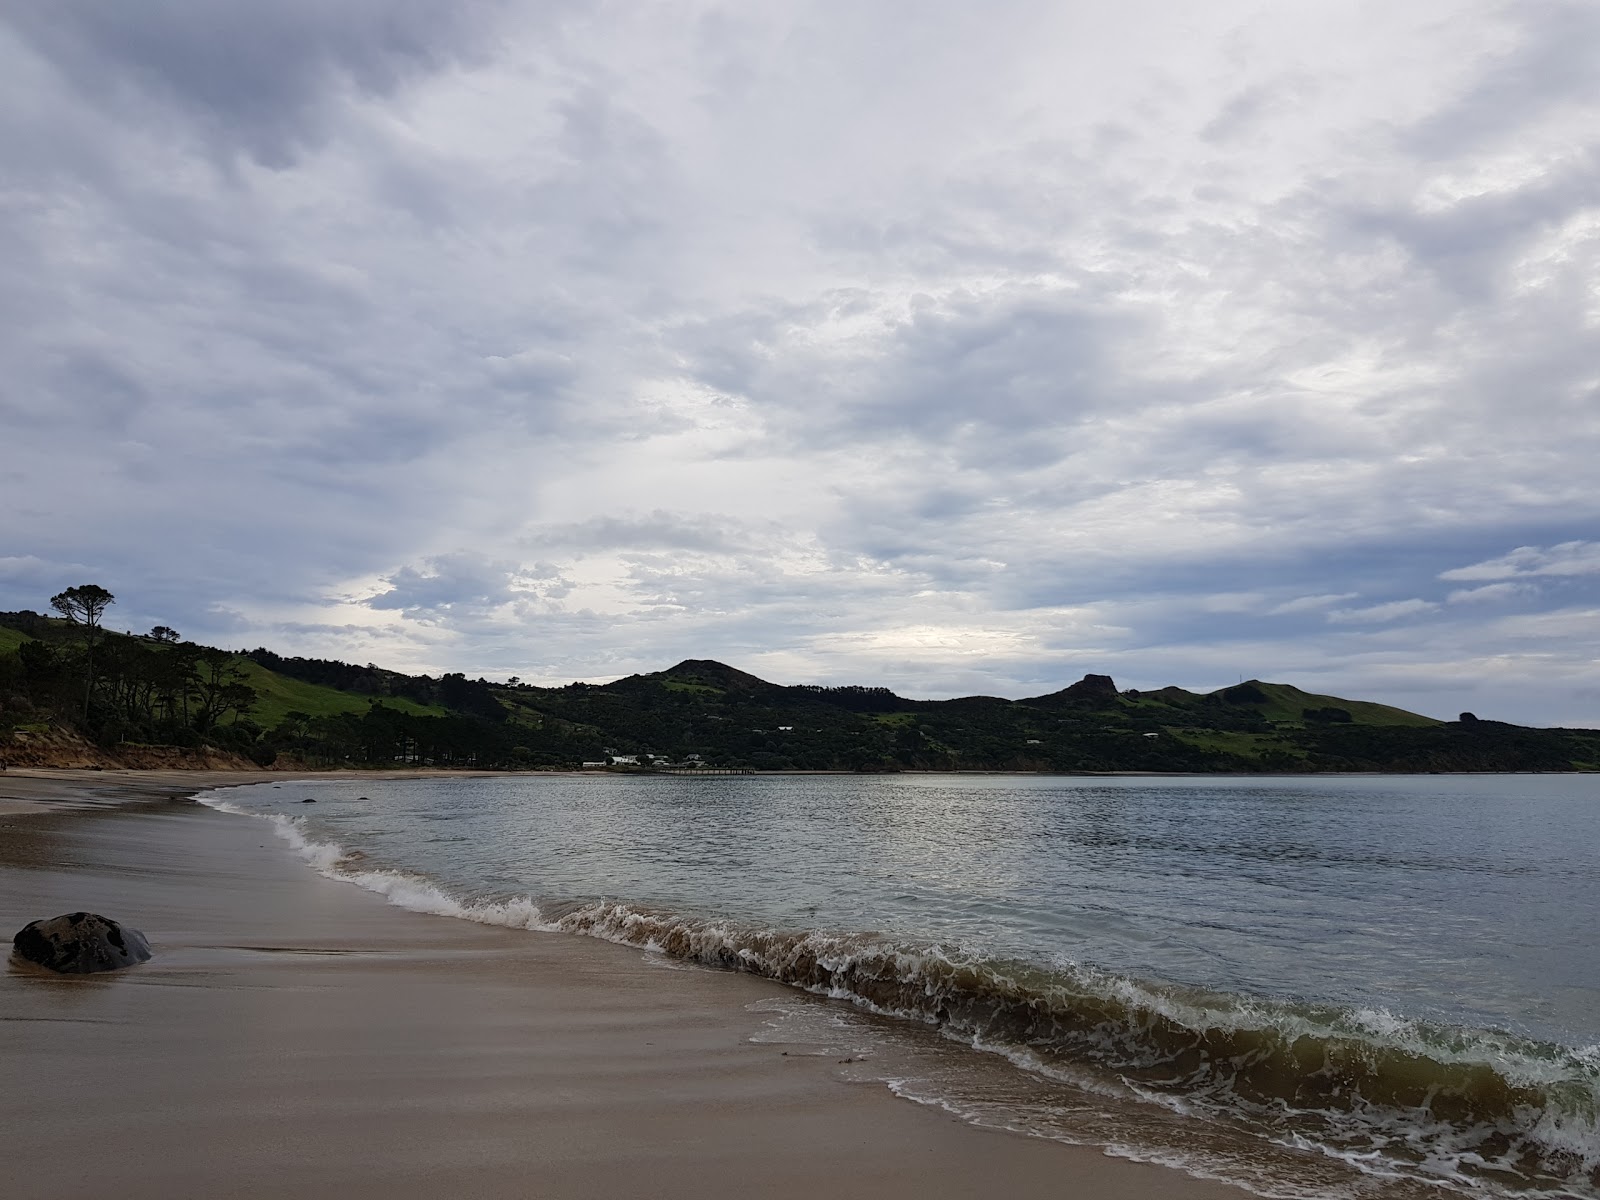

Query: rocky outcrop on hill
left=1063, top=674, right=1119, bottom=700
left=1022, top=674, right=1121, bottom=708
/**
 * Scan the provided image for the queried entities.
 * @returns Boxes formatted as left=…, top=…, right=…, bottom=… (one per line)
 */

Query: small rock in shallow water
left=302, top=798, right=316, bottom=803
left=12, top=912, right=152, bottom=974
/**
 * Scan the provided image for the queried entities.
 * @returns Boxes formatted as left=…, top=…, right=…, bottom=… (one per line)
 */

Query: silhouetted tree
left=50, top=584, right=114, bottom=720
left=190, top=647, right=257, bottom=731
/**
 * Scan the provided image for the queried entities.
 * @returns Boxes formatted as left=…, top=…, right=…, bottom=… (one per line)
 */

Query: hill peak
left=1021, top=673, right=1121, bottom=707
left=1206, top=680, right=1439, bottom=726
left=658, top=659, right=774, bottom=690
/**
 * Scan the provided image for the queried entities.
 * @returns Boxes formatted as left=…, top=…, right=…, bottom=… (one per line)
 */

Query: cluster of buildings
left=579, top=750, right=704, bottom=770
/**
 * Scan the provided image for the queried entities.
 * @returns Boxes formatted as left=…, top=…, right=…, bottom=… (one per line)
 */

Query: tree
left=189, top=647, right=257, bottom=731
left=50, top=584, right=114, bottom=721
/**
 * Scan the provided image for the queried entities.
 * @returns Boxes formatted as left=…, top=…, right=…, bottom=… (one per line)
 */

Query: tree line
left=1, top=586, right=267, bottom=760
left=0, top=585, right=592, bottom=769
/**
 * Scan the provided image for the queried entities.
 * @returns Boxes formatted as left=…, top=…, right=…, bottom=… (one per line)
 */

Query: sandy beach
left=0, top=769, right=1245, bottom=1200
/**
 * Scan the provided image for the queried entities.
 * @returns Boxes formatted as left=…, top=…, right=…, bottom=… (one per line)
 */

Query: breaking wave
left=198, top=794, right=1600, bottom=1199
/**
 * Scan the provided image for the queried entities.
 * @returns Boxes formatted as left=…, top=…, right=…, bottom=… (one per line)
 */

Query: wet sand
left=0, top=770, right=1245, bottom=1199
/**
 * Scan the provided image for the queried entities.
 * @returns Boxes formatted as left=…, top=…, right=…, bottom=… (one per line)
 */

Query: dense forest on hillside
left=2, top=587, right=1597, bottom=773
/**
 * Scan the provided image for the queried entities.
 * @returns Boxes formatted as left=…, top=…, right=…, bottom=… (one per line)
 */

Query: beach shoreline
left=0, top=768, right=1246, bottom=1200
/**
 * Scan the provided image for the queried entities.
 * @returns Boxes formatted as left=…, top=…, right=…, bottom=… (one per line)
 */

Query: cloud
left=1440, top=541, right=1600, bottom=581
left=0, top=555, right=61, bottom=583
left=1447, top=582, right=1535, bottom=604
left=2, top=0, right=1600, bottom=726
left=1269, top=593, right=1359, bottom=616
left=1327, top=600, right=1441, bottom=625
left=520, top=512, right=762, bottom=555
left=4, top=1, right=517, bottom=167
left=1403, top=0, right=1600, bottom=159
left=366, top=554, right=568, bottom=623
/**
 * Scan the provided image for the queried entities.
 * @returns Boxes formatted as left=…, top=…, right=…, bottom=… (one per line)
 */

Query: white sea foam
left=198, top=791, right=556, bottom=930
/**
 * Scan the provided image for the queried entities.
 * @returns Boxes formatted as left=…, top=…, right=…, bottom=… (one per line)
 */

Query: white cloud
left=1269, top=593, right=1358, bottom=615
left=1447, top=582, right=1534, bottom=604
left=0, top=555, right=54, bottom=579
left=1440, top=541, right=1600, bottom=582
left=1327, top=599, right=1441, bottom=625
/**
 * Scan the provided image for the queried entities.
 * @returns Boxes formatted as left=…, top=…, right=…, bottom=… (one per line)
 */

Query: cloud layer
left=3, top=1, right=1598, bottom=725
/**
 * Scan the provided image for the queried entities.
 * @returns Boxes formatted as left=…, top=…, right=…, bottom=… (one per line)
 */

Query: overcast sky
left=2, top=1, right=1598, bottom=725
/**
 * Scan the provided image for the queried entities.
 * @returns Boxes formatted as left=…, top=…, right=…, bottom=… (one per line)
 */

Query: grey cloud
left=678, top=287, right=1146, bottom=470
left=1199, top=77, right=1317, bottom=144
left=1441, top=542, right=1600, bottom=581
left=3, top=0, right=517, bottom=167
left=3, top=0, right=1599, bottom=727
left=4, top=348, right=148, bottom=433
left=1326, top=599, right=1441, bottom=625
left=1404, top=0, right=1600, bottom=159
left=1447, top=582, right=1535, bottom=604
left=367, top=554, right=568, bottom=622
left=1335, top=153, right=1600, bottom=302
left=521, top=512, right=763, bottom=555
left=1268, top=593, right=1358, bottom=616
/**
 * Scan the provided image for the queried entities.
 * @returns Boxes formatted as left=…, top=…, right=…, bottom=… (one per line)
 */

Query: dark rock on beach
left=12, top=912, right=153, bottom=974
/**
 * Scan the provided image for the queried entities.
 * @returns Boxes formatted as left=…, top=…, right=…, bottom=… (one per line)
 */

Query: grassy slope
left=1152, top=681, right=1440, bottom=764
left=1242, top=681, right=1441, bottom=727
left=0, top=631, right=447, bottom=727
left=231, top=658, right=448, bottom=728
left=1127, top=681, right=1437, bottom=727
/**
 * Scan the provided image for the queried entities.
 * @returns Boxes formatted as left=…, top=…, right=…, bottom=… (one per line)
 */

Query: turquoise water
left=204, top=772, right=1600, bottom=1198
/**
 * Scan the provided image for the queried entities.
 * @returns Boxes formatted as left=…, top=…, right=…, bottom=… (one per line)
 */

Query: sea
left=199, top=772, right=1600, bottom=1199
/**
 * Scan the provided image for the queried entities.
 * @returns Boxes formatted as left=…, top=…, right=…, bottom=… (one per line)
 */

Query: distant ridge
left=2, top=606, right=1595, bottom=774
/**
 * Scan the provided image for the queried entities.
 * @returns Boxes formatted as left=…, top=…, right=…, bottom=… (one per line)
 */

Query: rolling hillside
left=229, top=657, right=448, bottom=728
left=491, top=659, right=1594, bottom=773
left=1206, top=680, right=1440, bottom=727
left=2, top=603, right=1594, bottom=772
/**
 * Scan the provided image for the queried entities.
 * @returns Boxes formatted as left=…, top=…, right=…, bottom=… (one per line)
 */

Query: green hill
left=229, top=657, right=448, bottom=728
left=1204, top=680, right=1440, bottom=727
left=0, top=626, right=31, bottom=655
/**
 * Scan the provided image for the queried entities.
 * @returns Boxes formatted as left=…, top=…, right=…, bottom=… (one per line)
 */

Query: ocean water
left=200, top=772, right=1600, bottom=1198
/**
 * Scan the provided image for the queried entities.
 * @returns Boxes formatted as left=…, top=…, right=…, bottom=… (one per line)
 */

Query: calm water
left=203, top=773, right=1600, bottom=1199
